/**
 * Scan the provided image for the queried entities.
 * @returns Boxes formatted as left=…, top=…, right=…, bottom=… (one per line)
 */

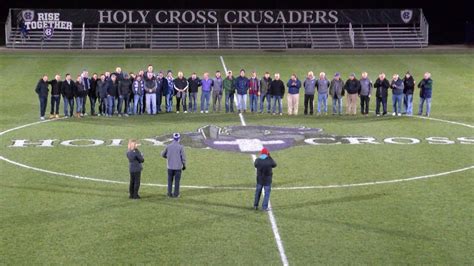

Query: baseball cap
left=173, top=133, right=180, bottom=141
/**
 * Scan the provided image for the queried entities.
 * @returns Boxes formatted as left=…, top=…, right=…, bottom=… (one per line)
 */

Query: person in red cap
left=254, top=147, right=277, bottom=211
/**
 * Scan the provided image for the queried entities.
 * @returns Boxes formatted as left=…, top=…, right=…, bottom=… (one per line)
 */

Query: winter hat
left=260, top=147, right=269, bottom=155
left=173, top=133, right=181, bottom=141
left=334, top=72, right=340, bottom=77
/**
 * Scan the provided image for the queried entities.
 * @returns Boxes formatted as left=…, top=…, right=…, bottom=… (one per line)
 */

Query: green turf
left=0, top=50, right=473, bottom=264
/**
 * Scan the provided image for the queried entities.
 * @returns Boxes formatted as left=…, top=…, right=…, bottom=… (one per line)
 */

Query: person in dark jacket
left=403, top=72, right=415, bottom=116
left=48, top=74, right=61, bottom=119
left=174, top=71, right=189, bottom=113
left=96, top=74, right=108, bottom=116
left=269, top=73, right=285, bottom=115
left=234, top=69, right=249, bottom=113
left=144, top=72, right=157, bottom=115
left=344, top=73, right=360, bottom=115
left=107, top=74, right=119, bottom=117
left=161, top=133, right=187, bottom=198
left=418, top=72, right=433, bottom=117
left=253, top=147, right=277, bottom=211
left=374, top=73, right=390, bottom=116
left=260, top=72, right=272, bottom=114
left=187, top=73, right=201, bottom=113
left=61, top=73, right=75, bottom=118
left=156, top=71, right=165, bottom=113
left=118, top=74, right=132, bottom=117
left=35, top=75, right=49, bottom=120
left=126, top=139, right=144, bottom=199
left=89, top=73, right=98, bottom=116
left=223, top=71, right=235, bottom=113
left=390, top=74, right=404, bottom=116
left=74, top=75, right=87, bottom=118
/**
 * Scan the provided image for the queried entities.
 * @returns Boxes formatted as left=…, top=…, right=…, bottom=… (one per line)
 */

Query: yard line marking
left=219, top=56, right=228, bottom=73
left=221, top=55, right=288, bottom=265
left=238, top=113, right=247, bottom=126
left=1, top=154, right=473, bottom=191
left=0, top=118, right=65, bottom=136
left=251, top=154, right=289, bottom=266
left=413, top=115, right=474, bottom=128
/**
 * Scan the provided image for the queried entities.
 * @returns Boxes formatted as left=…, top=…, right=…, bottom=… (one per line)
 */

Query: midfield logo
left=159, top=125, right=324, bottom=152
left=9, top=125, right=474, bottom=152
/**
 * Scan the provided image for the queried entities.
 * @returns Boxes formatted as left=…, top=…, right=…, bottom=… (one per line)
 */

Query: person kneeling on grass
left=127, top=139, right=144, bottom=199
left=161, top=133, right=187, bottom=198
left=254, top=147, right=277, bottom=211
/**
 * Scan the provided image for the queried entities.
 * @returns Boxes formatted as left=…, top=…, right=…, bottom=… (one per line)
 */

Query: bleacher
left=5, top=10, right=429, bottom=50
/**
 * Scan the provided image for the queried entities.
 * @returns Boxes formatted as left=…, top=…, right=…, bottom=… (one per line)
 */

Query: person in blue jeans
left=269, top=73, right=285, bottom=115
left=132, top=75, right=144, bottom=115
left=316, top=72, right=330, bottom=115
left=402, top=72, right=415, bottom=116
left=200, top=72, right=213, bottom=113
left=161, top=133, right=187, bottom=198
left=253, top=147, right=277, bottom=211
left=418, top=72, right=433, bottom=117
left=390, top=74, right=404, bottom=116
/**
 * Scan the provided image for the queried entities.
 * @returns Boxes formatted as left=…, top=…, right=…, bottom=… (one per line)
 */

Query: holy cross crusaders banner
left=12, top=9, right=421, bottom=29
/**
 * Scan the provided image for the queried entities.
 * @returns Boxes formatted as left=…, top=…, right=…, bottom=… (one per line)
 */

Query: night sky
left=0, top=0, right=472, bottom=45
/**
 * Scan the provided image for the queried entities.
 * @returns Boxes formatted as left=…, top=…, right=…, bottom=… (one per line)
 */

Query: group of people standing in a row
left=35, top=65, right=434, bottom=120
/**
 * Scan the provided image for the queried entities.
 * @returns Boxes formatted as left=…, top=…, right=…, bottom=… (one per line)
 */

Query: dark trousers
left=81, top=96, right=87, bottom=114
left=129, top=171, right=141, bottom=198
left=64, top=97, right=74, bottom=117
left=99, top=97, right=107, bottom=114
left=156, top=91, right=163, bottom=112
left=360, top=95, right=370, bottom=114
left=50, top=95, right=60, bottom=115
left=39, top=96, right=47, bottom=117
left=122, top=95, right=130, bottom=114
left=89, top=96, right=97, bottom=115
left=167, top=169, right=182, bottom=196
left=176, top=97, right=182, bottom=112
left=304, top=94, right=314, bottom=115
left=376, top=96, right=387, bottom=115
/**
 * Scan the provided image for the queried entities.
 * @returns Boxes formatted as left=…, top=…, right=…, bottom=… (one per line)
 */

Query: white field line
left=222, top=49, right=289, bottom=266
left=251, top=154, right=289, bottom=266
left=413, top=115, right=474, bottom=128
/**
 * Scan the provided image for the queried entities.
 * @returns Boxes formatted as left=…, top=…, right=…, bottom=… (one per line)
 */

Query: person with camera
left=126, top=139, right=145, bottom=199
left=254, top=147, right=277, bottom=211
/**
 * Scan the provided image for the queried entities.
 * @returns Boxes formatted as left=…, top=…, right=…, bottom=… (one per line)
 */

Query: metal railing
left=6, top=21, right=429, bottom=49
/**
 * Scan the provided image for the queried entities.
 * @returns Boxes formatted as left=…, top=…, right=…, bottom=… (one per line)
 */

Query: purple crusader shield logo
left=21, top=10, right=35, bottom=22
left=155, top=125, right=323, bottom=153
left=400, top=9, right=413, bottom=24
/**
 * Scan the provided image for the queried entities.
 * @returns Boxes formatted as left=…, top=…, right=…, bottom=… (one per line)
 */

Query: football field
left=0, top=49, right=473, bottom=264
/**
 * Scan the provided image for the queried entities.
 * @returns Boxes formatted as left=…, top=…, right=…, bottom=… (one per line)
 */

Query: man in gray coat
left=329, top=72, right=345, bottom=115
left=161, top=133, right=187, bottom=198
